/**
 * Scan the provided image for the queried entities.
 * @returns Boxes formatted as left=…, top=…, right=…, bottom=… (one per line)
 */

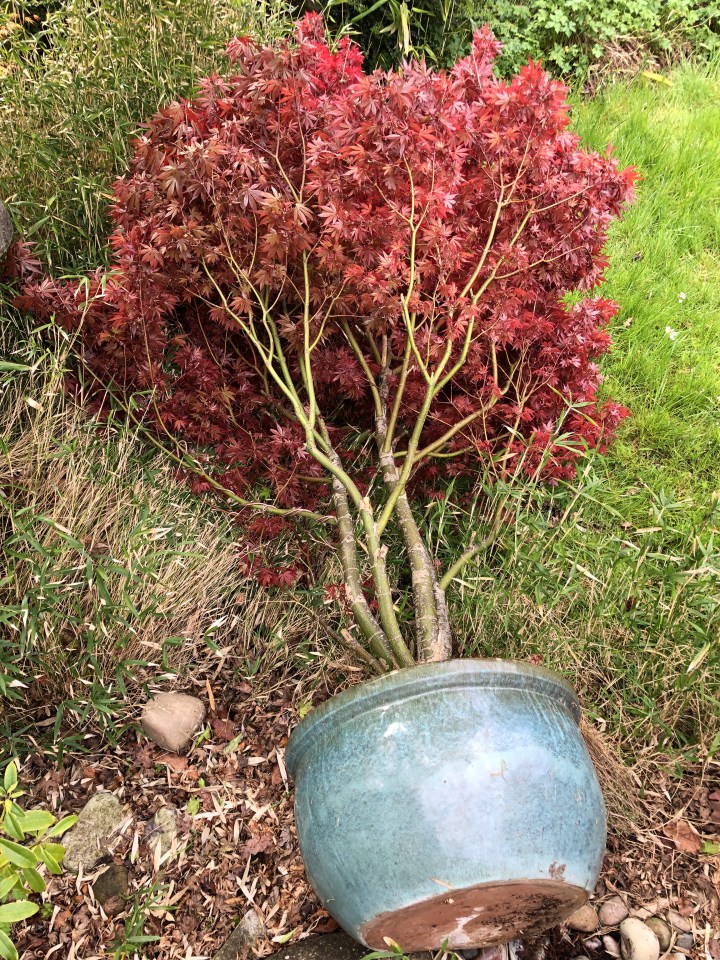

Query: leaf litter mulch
left=12, top=667, right=720, bottom=960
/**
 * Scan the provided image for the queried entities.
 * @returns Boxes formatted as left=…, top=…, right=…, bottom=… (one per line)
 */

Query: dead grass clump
left=0, top=326, right=331, bottom=731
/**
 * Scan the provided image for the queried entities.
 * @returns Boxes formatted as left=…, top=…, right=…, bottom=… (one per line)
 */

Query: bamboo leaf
left=0, top=929, right=18, bottom=960
left=16, top=812, right=54, bottom=834
left=0, top=841, right=36, bottom=870
left=0, top=900, right=38, bottom=923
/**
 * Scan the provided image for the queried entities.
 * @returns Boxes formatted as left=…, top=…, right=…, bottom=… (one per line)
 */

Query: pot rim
left=285, top=658, right=580, bottom=778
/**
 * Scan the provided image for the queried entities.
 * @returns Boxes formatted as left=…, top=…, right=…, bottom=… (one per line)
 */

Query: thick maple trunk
left=375, top=374, right=453, bottom=664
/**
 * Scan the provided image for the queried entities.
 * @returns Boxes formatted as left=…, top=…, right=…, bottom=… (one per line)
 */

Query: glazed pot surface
left=286, top=659, right=605, bottom=952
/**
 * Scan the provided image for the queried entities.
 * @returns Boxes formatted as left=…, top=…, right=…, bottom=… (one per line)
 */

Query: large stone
left=141, top=692, right=205, bottom=753
left=619, top=919, right=660, bottom=960
left=92, top=863, right=129, bottom=915
left=63, top=792, right=123, bottom=874
left=0, top=201, right=12, bottom=259
left=600, top=897, right=629, bottom=927
left=214, top=910, right=267, bottom=960
left=266, top=932, right=433, bottom=960
left=264, top=936, right=538, bottom=960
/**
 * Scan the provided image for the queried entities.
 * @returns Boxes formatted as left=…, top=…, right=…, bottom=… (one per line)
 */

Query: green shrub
left=311, top=0, right=719, bottom=77
left=469, top=0, right=720, bottom=79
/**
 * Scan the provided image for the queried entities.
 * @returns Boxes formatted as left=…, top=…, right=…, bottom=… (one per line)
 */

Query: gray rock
left=265, top=932, right=433, bottom=960
left=214, top=910, right=267, bottom=960
left=600, top=897, right=629, bottom=927
left=644, top=918, right=671, bottom=952
left=0, top=201, right=12, bottom=260
left=675, top=934, right=693, bottom=951
left=619, top=919, right=660, bottom=960
left=141, top=692, right=205, bottom=753
left=567, top=904, right=600, bottom=933
left=92, top=863, right=129, bottom=915
left=146, top=805, right=178, bottom=858
left=63, top=793, right=123, bottom=874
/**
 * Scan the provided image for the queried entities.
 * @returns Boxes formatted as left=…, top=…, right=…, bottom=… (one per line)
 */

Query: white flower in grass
left=677, top=292, right=686, bottom=303
left=665, top=325, right=679, bottom=341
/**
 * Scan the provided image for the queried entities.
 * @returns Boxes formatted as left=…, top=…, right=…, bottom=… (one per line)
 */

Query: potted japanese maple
left=18, top=16, right=635, bottom=952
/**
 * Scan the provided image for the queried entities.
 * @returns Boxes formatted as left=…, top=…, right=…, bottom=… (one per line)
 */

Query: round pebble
left=568, top=904, right=600, bottom=933
left=676, top=934, right=694, bottom=951
left=644, top=918, right=672, bottom=952
left=604, top=935, right=622, bottom=958
left=600, top=896, right=629, bottom=927
left=619, top=919, right=660, bottom=960
left=668, top=910, right=693, bottom=934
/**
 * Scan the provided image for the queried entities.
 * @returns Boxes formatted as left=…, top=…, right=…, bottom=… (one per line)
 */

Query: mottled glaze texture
left=286, top=660, right=606, bottom=951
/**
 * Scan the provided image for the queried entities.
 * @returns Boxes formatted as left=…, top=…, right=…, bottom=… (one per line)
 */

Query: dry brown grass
left=0, top=326, right=334, bottom=728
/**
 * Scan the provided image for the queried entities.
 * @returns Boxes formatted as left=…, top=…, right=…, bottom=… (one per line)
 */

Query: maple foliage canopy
left=19, top=16, right=636, bottom=664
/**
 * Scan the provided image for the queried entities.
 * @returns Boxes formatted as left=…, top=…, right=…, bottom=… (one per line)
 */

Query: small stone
left=146, top=805, right=178, bottom=859
left=568, top=904, right=600, bottom=933
left=605, top=935, right=622, bottom=958
left=213, top=909, right=266, bottom=959
left=619, top=919, right=660, bottom=960
left=644, top=918, right=672, bottom=952
left=584, top=938, right=602, bottom=951
left=62, top=793, right=123, bottom=874
left=0, top=201, right=12, bottom=259
left=141, top=692, right=205, bottom=754
left=667, top=911, right=692, bottom=934
left=600, top=897, right=629, bottom=927
left=675, top=934, right=693, bottom=951
left=92, top=863, right=129, bottom=915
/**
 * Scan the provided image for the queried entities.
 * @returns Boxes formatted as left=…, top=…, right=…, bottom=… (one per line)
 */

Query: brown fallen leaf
left=676, top=896, right=694, bottom=917
left=240, top=834, right=274, bottom=857
left=662, top=819, right=702, bottom=853
left=156, top=752, right=188, bottom=773
left=709, top=938, right=720, bottom=960
left=211, top=716, right=236, bottom=741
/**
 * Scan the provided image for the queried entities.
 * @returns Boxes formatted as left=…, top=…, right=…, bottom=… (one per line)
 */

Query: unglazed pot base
left=360, top=879, right=588, bottom=951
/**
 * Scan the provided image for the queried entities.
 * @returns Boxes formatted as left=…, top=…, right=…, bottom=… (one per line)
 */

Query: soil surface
left=12, top=671, right=720, bottom=960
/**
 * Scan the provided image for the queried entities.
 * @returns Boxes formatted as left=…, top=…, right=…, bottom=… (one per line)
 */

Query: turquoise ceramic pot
left=286, top=659, right=605, bottom=952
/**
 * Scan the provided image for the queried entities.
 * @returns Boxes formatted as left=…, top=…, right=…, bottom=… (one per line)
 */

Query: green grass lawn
left=574, top=65, right=720, bottom=522
left=444, top=65, right=720, bottom=757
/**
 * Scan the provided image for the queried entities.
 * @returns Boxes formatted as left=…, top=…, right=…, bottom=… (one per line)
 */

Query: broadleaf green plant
left=0, top=761, right=77, bottom=960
